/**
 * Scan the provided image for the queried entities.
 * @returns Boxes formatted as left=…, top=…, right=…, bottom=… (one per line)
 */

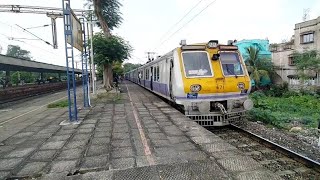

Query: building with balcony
left=271, top=16, right=320, bottom=88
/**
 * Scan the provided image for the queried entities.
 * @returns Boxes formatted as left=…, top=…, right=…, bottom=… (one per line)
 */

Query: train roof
left=125, top=40, right=239, bottom=74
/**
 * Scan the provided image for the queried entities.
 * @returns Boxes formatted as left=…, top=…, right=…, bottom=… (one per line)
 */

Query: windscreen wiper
left=226, top=65, right=238, bottom=78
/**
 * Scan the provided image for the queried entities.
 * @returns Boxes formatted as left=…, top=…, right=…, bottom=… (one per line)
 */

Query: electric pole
left=146, top=52, right=155, bottom=61
left=0, top=5, right=86, bottom=49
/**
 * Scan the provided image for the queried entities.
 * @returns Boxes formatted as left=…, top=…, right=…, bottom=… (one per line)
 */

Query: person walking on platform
left=113, top=75, right=118, bottom=88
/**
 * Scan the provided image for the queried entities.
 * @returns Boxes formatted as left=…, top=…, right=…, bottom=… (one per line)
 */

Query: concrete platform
left=0, top=81, right=282, bottom=180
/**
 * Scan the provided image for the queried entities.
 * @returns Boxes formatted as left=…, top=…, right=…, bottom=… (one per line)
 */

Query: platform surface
left=0, top=81, right=282, bottom=180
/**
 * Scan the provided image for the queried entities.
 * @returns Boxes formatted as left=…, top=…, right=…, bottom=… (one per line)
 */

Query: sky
left=0, top=0, right=320, bottom=66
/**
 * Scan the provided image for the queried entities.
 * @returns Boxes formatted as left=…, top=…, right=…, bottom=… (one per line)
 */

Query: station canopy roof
left=0, top=54, right=83, bottom=74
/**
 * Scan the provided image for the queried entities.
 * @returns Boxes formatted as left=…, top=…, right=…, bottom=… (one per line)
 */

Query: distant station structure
left=0, top=2, right=93, bottom=122
left=0, top=54, right=82, bottom=74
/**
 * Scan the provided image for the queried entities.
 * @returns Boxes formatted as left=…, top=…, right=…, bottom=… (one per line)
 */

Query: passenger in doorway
left=138, top=72, right=142, bottom=84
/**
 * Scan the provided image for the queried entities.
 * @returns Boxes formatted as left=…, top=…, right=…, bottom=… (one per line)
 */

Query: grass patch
left=47, top=99, right=69, bottom=108
left=94, top=91, right=122, bottom=103
left=249, top=91, right=320, bottom=129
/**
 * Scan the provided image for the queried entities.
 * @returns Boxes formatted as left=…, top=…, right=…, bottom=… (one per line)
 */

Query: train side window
left=145, top=69, right=148, bottom=80
left=157, top=66, right=160, bottom=82
left=153, top=66, right=157, bottom=81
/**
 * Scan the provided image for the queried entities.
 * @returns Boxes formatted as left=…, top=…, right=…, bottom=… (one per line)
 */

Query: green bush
left=264, top=82, right=289, bottom=97
left=248, top=94, right=320, bottom=129
left=282, top=91, right=300, bottom=98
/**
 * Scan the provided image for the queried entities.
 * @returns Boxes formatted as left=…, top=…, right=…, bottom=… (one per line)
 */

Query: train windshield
left=182, top=51, right=212, bottom=77
left=220, top=52, right=244, bottom=76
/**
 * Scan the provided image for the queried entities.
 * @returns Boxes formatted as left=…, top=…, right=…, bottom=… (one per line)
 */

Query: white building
left=271, top=16, right=320, bottom=88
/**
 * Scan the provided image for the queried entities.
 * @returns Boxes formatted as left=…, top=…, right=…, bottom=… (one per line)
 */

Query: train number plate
left=187, top=93, right=198, bottom=99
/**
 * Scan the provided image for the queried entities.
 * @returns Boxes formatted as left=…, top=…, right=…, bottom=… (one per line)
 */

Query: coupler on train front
left=183, top=98, right=254, bottom=126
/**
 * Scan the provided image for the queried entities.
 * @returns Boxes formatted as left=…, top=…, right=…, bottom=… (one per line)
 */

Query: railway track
left=130, top=82, right=320, bottom=179
left=209, top=125, right=320, bottom=180
left=0, top=81, right=81, bottom=106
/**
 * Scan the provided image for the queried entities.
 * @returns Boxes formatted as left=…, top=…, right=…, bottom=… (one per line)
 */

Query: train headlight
left=207, top=40, right=218, bottom=48
left=237, top=82, right=245, bottom=89
left=198, top=102, right=210, bottom=113
left=243, top=99, right=253, bottom=110
left=190, top=84, right=201, bottom=92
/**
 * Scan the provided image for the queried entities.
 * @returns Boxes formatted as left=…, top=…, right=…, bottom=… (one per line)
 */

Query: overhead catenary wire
left=0, top=36, right=63, bottom=65
left=131, top=54, right=147, bottom=64
left=25, top=24, right=51, bottom=29
left=0, top=33, right=63, bottom=59
left=156, top=0, right=204, bottom=44
left=0, top=20, right=57, bottom=51
left=154, top=0, right=218, bottom=51
left=15, top=24, right=53, bottom=47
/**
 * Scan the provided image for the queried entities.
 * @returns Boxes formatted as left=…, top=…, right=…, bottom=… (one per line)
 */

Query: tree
left=86, top=0, right=122, bottom=37
left=6, top=45, right=32, bottom=60
left=112, top=61, right=124, bottom=76
left=4, top=45, right=33, bottom=87
left=245, top=46, right=273, bottom=88
left=92, top=33, right=131, bottom=88
left=123, top=63, right=142, bottom=73
left=292, top=50, right=320, bottom=85
left=11, top=71, right=36, bottom=85
left=86, top=0, right=124, bottom=89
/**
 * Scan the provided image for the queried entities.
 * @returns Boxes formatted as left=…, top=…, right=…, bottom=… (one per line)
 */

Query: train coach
left=126, top=40, right=253, bottom=126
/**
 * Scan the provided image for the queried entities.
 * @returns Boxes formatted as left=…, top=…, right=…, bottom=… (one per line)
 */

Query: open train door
left=169, top=58, right=174, bottom=99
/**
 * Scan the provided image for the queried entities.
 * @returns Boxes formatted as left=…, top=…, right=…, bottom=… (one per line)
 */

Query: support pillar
left=40, top=72, right=44, bottom=83
left=5, top=71, right=11, bottom=88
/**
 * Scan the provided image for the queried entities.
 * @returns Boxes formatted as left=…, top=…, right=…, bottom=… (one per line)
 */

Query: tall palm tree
left=245, top=46, right=272, bottom=88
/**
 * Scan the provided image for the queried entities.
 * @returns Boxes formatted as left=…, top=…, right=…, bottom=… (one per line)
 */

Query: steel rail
left=230, top=124, right=320, bottom=173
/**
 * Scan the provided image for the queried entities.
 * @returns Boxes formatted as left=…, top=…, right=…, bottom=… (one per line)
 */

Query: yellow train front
left=126, top=40, right=253, bottom=126
left=173, top=40, right=253, bottom=126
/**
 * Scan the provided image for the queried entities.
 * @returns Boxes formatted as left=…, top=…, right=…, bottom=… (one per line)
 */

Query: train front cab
left=175, top=40, right=253, bottom=126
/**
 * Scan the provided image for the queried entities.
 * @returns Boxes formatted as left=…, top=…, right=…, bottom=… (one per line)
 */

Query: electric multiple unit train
left=126, top=40, right=253, bottom=126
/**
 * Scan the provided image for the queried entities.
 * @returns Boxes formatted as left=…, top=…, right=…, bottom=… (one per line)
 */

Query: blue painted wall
left=234, top=39, right=272, bottom=87
left=235, top=39, right=272, bottom=61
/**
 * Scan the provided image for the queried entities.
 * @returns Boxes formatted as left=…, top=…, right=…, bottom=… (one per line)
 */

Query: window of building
left=300, top=33, right=314, bottom=44
left=288, top=56, right=295, bottom=66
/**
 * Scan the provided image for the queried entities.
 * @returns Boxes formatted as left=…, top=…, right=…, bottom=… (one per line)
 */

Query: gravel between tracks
left=234, top=119, right=320, bottom=163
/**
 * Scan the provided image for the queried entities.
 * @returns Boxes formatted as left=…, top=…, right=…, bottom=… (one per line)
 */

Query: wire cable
left=154, top=0, right=218, bottom=51
left=0, top=33, right=63, bottom=58
left=15, top=24, right=53, bottom=47
left=156, top=0, right=204, bottom=44
left=25, top=24, right=51, bottom=29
